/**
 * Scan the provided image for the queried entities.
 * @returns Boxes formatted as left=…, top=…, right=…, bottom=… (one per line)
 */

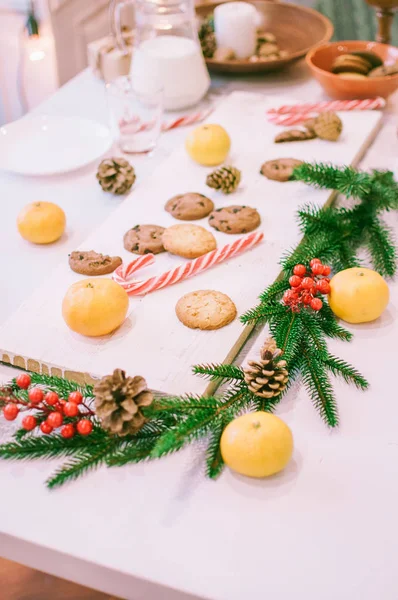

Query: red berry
left=68, top=391, right=83, bottom=405
left=310, top=297, right=323, bottom=311
left=301, top=277, right=315, bottom=290
left=77, top=419, right=93, bottom=436
left=47, top=411, right=63, bottom=428
left=293, top=264, right=306, bottom=277
left=16, top=373, right=31, bottom=389
left=283, top=289, right=297, bottom=303
left=289, top=275, right=302, bottom=288
left=322, top=265, right=331, bottom=276
left=63, top=402, right=79, bottom=417
left=22, top=415, right=37, bottom=431
left=61, top=424, right=75, bottom=439
left=316, top=280, right=331, bottom=295
left=40, top=421, right=53, bottom=435
left=302, top=293, right=312, bottom=305
left=28, top=387, right=44, bottom=405
left=3, top=403, right=19, bottom=421
left=44, top=391, right=59, bottom=406
left=311, top=262, right=325, bottom=276
left=309, top=258, right=322, bottom=267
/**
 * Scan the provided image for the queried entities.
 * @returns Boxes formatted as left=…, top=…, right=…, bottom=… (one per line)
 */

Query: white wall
left=0, top=0, right=58, bottom=125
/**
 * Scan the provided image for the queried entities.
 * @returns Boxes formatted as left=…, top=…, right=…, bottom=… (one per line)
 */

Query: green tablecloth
left=315, top=0, right=398, bottom=43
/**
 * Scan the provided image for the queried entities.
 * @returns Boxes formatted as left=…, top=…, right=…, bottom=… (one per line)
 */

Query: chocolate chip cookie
left=274, top=129, right=316, bottom=143
left=69, top=250, right=122, bottom=276
left=208, top=205, right=261, bottom=234
left=176, top=290, right=237, bottom=330
left=260, top=158, right=303, bottom=182
left=123, top=224, right=165, bottom=255
left=165, top=193, right=214, bottom=221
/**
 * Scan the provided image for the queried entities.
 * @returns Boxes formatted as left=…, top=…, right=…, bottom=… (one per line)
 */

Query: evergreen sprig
left=0, top=162, right=396, bottom=489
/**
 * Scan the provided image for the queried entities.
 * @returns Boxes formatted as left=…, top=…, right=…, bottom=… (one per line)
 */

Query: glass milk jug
left=111, top=0, right=211, bottom=111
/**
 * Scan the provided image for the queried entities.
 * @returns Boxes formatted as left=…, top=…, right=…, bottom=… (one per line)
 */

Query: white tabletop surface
left=1, top=63, right=398, bottom=600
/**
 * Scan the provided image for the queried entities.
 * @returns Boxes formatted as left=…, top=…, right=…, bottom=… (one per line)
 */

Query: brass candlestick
left=365, top=0, right=398, bottom=44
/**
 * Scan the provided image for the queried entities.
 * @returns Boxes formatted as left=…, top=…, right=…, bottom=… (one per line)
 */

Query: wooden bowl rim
left=196, top=0, right=334, bottom=68
left=306, top=40, right=398, bottom=81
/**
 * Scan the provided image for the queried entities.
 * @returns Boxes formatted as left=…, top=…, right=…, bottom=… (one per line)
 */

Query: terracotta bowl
left=196, top=1, right=333, bottom=74
left=306, top=40, right=398, bottom=99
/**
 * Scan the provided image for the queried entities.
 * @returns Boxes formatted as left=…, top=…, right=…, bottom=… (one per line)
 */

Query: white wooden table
left=1, top=64, right=398, bottom=600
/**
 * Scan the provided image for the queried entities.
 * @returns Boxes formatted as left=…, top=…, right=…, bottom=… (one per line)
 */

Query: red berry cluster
left=283, top=258, right=331, bottom=312
left=1, top=374, right=94, bottom=438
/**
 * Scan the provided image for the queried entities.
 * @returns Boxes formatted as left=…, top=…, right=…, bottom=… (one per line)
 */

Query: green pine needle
left=322, top=355, right=369, bottom=390
left=205, top=417, right=226, bottom=479
left=301, top=342, right=339, bottom=427
left=193, top=363, right=244, bottom=382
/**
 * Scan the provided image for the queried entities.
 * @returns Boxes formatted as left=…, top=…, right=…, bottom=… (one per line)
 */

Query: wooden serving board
left=0, top=92, right=382, bottom=395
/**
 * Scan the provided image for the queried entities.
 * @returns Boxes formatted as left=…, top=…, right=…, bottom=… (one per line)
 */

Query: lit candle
left=214, top=2, right=258, bottom=60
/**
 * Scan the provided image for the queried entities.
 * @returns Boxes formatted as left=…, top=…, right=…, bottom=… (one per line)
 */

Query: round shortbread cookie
left=165, top=193, right=214, bottom=220
left=162, top=224, right=217, bottom=259
left=176, top=290, right=237, bottom=330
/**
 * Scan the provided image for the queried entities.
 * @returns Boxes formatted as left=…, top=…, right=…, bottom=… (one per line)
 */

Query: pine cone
left=200, top=32, right=216, bottom=58
left=313, top=112, right=343, bottom=142
left=244, top=338, right=289, bottom=399
left=94, top=369, right=153, bottom=436
left=206, top=166, right=241, bottom=194
left=96, top=158, right=136, bottom=195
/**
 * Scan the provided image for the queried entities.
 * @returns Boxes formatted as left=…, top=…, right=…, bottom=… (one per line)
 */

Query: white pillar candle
left=214, top=2, right=258, bottom=60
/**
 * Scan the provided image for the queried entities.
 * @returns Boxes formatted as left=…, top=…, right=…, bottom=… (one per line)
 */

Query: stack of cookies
left=330, top=51, right=398, bottom=80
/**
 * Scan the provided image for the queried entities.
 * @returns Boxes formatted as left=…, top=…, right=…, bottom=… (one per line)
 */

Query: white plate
left=0, top=115, right=112, bottom=175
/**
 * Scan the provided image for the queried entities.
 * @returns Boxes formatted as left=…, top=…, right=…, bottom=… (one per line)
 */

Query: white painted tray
left=0, top=92, right=382, bottom=395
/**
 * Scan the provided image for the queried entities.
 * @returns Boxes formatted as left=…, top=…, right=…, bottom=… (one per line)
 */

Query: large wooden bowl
left=196, top=1, right=333, bottom=74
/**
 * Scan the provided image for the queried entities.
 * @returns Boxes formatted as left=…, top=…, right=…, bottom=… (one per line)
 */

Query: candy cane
left=113, top=232, right=264, bottom=295
left=267, top=97, right=385, bottom=116
left=118, top=108, right=213, bottom=136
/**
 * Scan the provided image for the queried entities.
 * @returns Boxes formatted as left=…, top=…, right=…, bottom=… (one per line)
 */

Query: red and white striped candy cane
left=267, top=97, right=385, bottom=116
left=113, top=232, right=264, bottom=295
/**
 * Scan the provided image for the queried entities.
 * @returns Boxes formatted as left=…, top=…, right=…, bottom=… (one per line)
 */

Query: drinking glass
left=106, top=76, right=163, bottom=154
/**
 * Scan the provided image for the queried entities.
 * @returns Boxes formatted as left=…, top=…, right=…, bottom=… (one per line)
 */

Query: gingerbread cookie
left=209, top=205, right=261, bottom=234
left=274, top=129, right=316, bottom=143
left=69, top=251, right=122, bottom=276
left=165, top=193, right=214, bottom=221
left=123, top=224, right=165, bottom=255
left=260, top=158, right=303, bottom=182
left=162, top=224, right=216, bottom=258
left=176, top=290, right=237, bottom=330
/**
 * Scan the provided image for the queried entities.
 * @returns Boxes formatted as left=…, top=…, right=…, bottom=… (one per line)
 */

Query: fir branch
left=205, top=416, right=226, bottom=479
left=46, top=440, right=119, bottom=489
left=300, top=341, right=339, bottom=427
left=316, top=303, right=353, bottom=341
left=258, top=279, right=289, bottom=303
left=293, top=163, right=371, bottom=198
left=193, top=363, right=244, bottom=382
left=0, top=428, right=109, bottom=461
left=366, top=217, right=397, bottom=277
left=240, top=301, right=286, bottom=324
left=298, top=310, right=328, bottom=355
left=151, top=386, right=248, bottom=459
left=269, top=310, right=303, bottom=363
left=321, top=355, right=369, bottom=390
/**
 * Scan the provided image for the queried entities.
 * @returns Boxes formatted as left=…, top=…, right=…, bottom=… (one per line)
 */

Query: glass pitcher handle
left=109, top=0, right=131, bottom=54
